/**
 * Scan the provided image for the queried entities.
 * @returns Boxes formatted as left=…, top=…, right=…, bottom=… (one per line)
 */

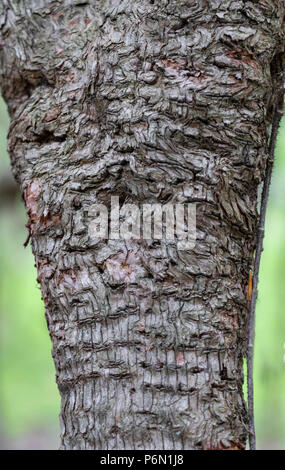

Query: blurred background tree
left=0, top=96, right=284, bottom=449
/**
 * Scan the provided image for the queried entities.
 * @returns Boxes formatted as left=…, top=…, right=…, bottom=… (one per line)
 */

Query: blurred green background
left=0, top=97, right=285, bottom=450
left=0, top=99, right=60, bottom=449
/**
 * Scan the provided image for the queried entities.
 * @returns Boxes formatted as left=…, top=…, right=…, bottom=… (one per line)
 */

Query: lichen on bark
left=0, top=0, right=284, bottom=450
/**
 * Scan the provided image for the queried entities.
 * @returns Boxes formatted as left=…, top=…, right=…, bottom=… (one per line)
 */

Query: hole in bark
left=72, top=196, right=82, bottom=209
left=220, top=365, right=228, bottom=380
left=189, top=366, right=204, bottom=374
left=140, top=361, right=149, bottom=369
left=37, top=130, right=66, bottom=144
left=110, top=425, right=119, bottom=435
left=159, top=192, right=172, bottom=203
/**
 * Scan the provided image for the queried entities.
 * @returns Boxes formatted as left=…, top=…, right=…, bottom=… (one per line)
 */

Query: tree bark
left=0, top=0, right=284, bottom=450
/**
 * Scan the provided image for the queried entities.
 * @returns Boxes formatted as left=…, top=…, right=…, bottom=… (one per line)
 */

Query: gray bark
left=0, top=0, right=284, bottom=450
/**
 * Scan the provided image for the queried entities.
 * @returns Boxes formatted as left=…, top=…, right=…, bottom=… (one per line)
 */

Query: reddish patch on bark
left=53, top=12, right=63, bottom=19
left=207, top=440, right=244, bottom=450
left=176, top=352, right=185, bottom=366
left=40, top=213, right=61, bottom=230
left=42, top=107, right=61, bottom=122
left=247, top=270, right=253, bottom=301
left=57, top=268, right=90, bottom=292
left=24, top=179, right=41, bottom=227
left=69, top=90, right=79, bottom=100
left=105, top=250, right=143, bottom=283
left=227, top=49, right=259, bottom=70
left=138, top=322, right=145, bottom=332
left=58, top=269, right=77, bottom=286
left=56, top=47, right=63, bottom=55
left=64, top=73, right=76, bottom=83
left=189, top=72, right=210, bottom=84
left=162, top=59, right=210, bottom=87
left=162, top=58, right=185, bottom=70
left=85, top=18, right=91, bottom=25
left=24, top=179, right=61, bottom=237
left=68, top=18, right=79, bottom=28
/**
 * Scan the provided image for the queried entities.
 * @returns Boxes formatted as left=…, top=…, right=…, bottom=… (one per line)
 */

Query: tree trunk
left=0, top=0, right=284, bottom=450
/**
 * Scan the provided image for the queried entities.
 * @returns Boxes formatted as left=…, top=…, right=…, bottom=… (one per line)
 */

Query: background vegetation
left=0, top=98, right=285, bottom=449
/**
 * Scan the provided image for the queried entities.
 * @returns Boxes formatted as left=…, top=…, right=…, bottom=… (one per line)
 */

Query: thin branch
left=247, top=68, right=284, bottom=451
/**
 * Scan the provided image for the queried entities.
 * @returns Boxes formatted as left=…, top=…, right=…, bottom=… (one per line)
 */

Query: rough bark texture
left=0, top=0, right=284, bottom=450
